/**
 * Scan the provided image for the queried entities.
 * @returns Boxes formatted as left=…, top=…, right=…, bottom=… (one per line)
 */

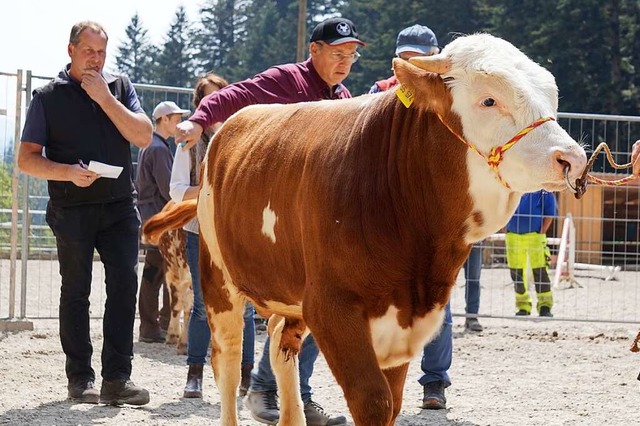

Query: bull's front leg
left=304, top=286, right=394, bottom=426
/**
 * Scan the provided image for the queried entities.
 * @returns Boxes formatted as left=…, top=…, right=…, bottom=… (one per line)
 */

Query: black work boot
left=244, top=389, right=280, bottom=425
left=239, top=363, right=253, bottom=397
left=183, top=364, right=204, bottom=398
left=465, top=317, right=484, bottom=332
left=422, top=380, right=447, bottom=410
left=67, top=379, right=100, bottom=404
left=99, top=379, right=149, bottom=406
left=539, top=306, right=553, bottom=317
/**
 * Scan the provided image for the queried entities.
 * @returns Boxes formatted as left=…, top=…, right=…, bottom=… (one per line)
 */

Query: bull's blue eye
left=482, top=98, right=496, bottom=107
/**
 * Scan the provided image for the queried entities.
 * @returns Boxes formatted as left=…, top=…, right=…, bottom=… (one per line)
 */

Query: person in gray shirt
left=136, top=101, right=189, bottom=343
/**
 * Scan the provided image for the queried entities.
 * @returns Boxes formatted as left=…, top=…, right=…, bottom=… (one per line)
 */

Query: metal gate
left=1, top=69, right=640, bottom=324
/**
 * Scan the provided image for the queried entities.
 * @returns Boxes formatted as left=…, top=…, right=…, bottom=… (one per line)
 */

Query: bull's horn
left=409, top=55, right=452, bottom=74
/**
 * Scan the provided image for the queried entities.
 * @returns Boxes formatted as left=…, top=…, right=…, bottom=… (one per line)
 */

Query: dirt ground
left=0, top=316, right=638, bottom=426
left=1, top=261, right=640, bottom=425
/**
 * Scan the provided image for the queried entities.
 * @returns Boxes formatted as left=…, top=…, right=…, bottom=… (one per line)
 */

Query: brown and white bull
left=146, top=34, right=587, bottom=425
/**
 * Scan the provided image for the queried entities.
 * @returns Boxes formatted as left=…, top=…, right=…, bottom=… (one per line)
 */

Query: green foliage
left=155, top=6, right=195, bottom=88
left=113, top=0, right=640, bottom=114
left=115, top=13, right=157, bottom=83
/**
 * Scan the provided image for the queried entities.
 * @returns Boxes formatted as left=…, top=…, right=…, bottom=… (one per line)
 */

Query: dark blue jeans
left=185, top=231, right=255, bottom=366
left=464, top=244, right=483, bottom=314
left=46, top=198, right=140, bottom=383
left=419, top=303, right=452, bottom=387
left=251, top=334, right=318, bottom=402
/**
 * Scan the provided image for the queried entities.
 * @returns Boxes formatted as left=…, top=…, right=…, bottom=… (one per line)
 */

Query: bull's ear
left=393, top=58, right=451, bottom=113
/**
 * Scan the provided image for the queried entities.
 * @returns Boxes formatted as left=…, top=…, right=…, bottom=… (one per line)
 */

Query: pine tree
left=156, top=6, right=195, bottom=88
left=114, top=12, right=156, bottom=83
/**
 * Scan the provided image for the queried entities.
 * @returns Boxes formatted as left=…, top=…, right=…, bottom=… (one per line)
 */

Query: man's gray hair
left=69, top=21, right=108, bottom=45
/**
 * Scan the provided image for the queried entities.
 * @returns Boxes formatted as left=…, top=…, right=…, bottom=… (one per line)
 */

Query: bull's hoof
left=165, top=334, right=179, bottom=345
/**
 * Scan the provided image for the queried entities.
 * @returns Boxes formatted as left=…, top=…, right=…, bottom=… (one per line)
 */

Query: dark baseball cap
left=310, top=17, right=366, bottom=46
left=395, top=24, right=439, bottom=56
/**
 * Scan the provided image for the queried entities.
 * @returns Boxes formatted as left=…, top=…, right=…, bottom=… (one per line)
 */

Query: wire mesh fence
left=1, top=69, right=639, bottom=324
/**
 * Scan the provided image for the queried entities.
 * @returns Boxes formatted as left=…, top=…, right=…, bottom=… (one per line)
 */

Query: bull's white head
left=403, top=33, right=587, bottom=194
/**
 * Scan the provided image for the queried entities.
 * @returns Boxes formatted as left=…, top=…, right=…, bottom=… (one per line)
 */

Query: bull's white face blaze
left=369, top=305, right=445, bottom=369
left=413, top=34, right=587, bottom=242
left=444, top=36, right=585, bottom=191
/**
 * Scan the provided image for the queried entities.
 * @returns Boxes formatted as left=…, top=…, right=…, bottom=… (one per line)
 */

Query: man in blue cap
left=369, top=24, right=440, bottom=93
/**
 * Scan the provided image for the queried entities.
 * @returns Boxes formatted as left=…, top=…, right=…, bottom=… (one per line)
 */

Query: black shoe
left=139, top=330, right=166, bottom=343
left=100, top=379, right=150, bottom=406
left=244, top=389, right=280, bottom=425
left=183, top=364, right=204, bottom=398
left=304, top=399, right=347, bottom=425
left=422, top=381, right=446, bottom=410
left=67, top=380, right=100, bottom=404
left=516, top=309, right=530, bottom=316
left=539, top=306, right=553, bottom=317
left=465, top=317, right=483, bottom=332
left=239, top=364, right=253, bottom=397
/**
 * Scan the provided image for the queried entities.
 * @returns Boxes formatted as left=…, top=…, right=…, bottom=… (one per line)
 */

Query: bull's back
left=204, top=98, right=374, bottom=307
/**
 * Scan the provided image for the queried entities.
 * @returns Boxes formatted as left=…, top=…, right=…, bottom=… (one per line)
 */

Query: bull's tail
left=142, top=199, right=198, bottom=245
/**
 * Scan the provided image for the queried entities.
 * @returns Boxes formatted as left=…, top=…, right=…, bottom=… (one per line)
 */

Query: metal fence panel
left=1, top=69, right=639, bottom=324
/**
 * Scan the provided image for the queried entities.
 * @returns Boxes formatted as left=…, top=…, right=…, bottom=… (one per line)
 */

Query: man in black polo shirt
left=18, top=21, right=152, bottom=406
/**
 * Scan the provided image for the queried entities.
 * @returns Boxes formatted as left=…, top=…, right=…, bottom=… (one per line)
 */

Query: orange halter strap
left=437, top=115, right=555, bottom=189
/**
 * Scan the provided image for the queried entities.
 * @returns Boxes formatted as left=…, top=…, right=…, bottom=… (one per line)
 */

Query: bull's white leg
left=269, top=315, right=307, bottom=426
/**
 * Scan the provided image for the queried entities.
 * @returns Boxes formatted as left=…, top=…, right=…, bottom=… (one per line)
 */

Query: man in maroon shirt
left=176, top=17, right=365, bottom=426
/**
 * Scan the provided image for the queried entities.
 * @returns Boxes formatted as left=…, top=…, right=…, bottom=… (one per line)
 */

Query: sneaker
left=100, top=379, right=150, bottom=406
left=464, top=317, right=483, bottom=332
left=67, top=380, right=100, bottom=404
left=422, top=381, right=447, bottom=410
left=304, top=399, right=347, bottom=426
left=539, top=306, right=553, bottom=317
left=515, top=309, right=530, bottom=316
left=244, top=389, right=280, bottom=425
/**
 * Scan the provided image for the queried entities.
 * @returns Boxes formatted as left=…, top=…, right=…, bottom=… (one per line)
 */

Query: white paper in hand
left=87, top=160, right=123, bottom=179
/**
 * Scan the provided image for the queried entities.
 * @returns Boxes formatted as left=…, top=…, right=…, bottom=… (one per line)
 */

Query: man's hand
left=632, top=140, right=640, bottom=177
left=81, top=69, right=111, bottom=105
left=67, top=164, right=99, bottom=188
left=176, top=120, right=203, bottom=150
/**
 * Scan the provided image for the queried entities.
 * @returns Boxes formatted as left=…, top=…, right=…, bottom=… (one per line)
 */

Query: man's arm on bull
left=176, top=67, right=297, bottom=148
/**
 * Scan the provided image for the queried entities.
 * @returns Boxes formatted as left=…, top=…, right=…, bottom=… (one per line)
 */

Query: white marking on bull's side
left=370, top=305, right=445, bottom=369
left=262, top=201, right=278, bottom=243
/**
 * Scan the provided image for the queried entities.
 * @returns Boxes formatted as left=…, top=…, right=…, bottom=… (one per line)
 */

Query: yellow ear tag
left=396, top=85, right=415, bottom=108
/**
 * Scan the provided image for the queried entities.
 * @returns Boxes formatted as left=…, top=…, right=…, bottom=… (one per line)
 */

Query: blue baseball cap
left=395, top=24, right=439, bottom=56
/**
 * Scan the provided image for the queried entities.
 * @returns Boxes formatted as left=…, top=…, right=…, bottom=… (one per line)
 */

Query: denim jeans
left=418, top=303, right=452, bottom=387
left=185, top=231, right=256, bottom=366
left=251, top=333, right=319, bottom=402
left=46, top=198, right=140, bottom=383
left=464, top=244, right=483, bottom=314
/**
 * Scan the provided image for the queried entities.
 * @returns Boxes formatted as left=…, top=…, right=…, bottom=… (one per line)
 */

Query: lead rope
left=570, top=142, right=638, bottom=199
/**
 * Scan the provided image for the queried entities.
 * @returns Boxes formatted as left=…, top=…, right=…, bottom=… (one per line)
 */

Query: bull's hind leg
left=305, top=292, right=393, bottom=426
left=268, top=315, right=307, bottom=425
left=199, top=237, right=244, bottom=426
